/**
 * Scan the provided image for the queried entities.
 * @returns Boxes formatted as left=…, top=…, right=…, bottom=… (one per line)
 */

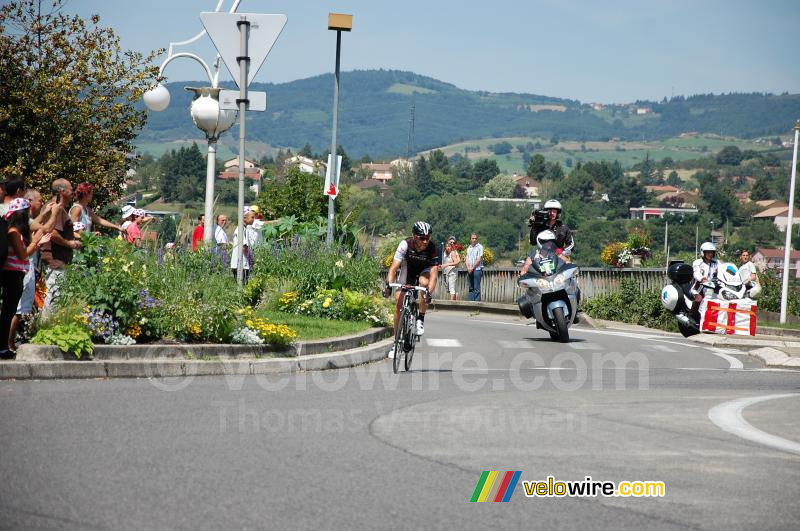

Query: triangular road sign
left=200, top=12, right=287, bottom=88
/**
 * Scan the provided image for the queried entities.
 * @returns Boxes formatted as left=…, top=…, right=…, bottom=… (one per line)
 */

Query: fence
left=382, top=267, right=666, bottom=304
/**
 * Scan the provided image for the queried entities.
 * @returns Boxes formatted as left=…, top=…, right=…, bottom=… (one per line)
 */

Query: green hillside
left=137, top=69, right=800, bottom=158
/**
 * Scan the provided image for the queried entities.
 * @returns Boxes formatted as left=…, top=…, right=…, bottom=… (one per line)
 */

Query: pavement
left=1, top=311, right=798, bottom=529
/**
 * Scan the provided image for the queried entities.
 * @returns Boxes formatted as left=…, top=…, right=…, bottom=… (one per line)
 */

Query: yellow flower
left=323, top=298, right=332, bottom=309
left=127, top=322, right=142, bottom=339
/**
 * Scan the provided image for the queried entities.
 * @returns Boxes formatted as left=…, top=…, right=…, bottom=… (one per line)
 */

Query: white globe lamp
left=187, top=87, right=236, bottom=140
left=143, top=83, right=171, bottom=112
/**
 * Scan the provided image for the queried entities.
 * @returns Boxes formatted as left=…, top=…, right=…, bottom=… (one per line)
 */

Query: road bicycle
left=388, top=283, right=428, bottom=373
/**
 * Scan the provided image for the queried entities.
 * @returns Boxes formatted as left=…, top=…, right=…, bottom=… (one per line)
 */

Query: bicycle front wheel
left=393, top=312, right=405, bottom=374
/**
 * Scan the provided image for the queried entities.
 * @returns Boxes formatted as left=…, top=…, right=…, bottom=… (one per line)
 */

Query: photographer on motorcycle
left=690, top=241, right=719, bottom=315
left=529, top=199, right=574, bottom=257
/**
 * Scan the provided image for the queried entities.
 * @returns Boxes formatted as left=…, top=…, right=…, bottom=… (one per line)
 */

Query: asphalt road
left=1, top=311, right=799, bottom=530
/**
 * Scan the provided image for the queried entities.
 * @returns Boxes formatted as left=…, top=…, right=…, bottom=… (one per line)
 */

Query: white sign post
left=324, top=154, right=343, bottom=199
left=200, top=12, right=286, bottom=285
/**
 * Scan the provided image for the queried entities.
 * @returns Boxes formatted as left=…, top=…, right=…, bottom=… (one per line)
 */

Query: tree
left=0, top=1, right=160, bottom=204
left=749, top=176, right=772, bottom=201
left=157, top=216, right=177, bottom=243
left=256, top=167, right=327, bottom=222
left=489, top=141, right=512, bottom=155
left=471, top=159, right=500, bottom=186
left=298, top=143, right=314, bottom=157
left=716, top=145, right=743, bottom=166
left=526, top=154, right=546, bottom=180
left=545, top=161, right=565, bottom=181
left=553, top=169, right=594, bottom=202
left=484, top=174, right=516, bottom=198
left=665, top=171, right=680, bottom=187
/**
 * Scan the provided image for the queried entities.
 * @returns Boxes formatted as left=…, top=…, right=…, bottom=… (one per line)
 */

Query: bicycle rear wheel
left=404, top=316, right=416, bottom=372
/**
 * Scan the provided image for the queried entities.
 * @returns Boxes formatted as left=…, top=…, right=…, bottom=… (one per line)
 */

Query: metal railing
left=382, top=267, right=666, bottom=304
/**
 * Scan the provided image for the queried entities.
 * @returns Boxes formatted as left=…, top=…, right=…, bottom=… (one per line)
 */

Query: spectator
left=40, top=179, right=81, bottom=313
left=0, top=180, right=25, bottom=218
left=441, top=237, right=461, bottom=300
left=120, top=205, right=134, bottom=235
left=8, top=190, right=58, bottom=352
left=214, top=214, right=229, bottom=247
left=69, top=182, right=122, bottom=235
left=230, top=210, right=257, bottom=283
left=191, top=214, right=205, bottom=251
left=126, top=209, right=143, bottom=247
left=466, top=233, right=484, bottom=301
left=738, top=249, right=759, bottom=286
left=2, top=198, right=52, bottom=356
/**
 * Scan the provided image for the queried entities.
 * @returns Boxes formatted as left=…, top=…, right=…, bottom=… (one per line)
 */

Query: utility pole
left=406, top=101, right=416, bottom=158
left=780, top=121, right=800, bottom=323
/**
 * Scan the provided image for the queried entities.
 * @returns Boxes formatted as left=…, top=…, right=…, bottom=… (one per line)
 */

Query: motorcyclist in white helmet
left=519, top=230, right=557, bottom=275
left=528, top=199, right=574, bottom=257
left=690, top=241, right=719, bottom=313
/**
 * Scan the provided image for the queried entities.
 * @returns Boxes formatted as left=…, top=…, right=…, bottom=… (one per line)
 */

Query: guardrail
left=382, top=267, right=666, bottom=304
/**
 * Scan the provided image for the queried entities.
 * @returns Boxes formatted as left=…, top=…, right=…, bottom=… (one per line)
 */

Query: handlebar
left=388, top=283, right=428, bottom=294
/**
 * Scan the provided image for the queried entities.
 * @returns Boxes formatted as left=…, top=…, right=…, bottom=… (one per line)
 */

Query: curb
left=0, top=339, right=393, bottom=380
left=431, top=300, right=520, bottom=316
left=15, top=327, right=390, bottom=362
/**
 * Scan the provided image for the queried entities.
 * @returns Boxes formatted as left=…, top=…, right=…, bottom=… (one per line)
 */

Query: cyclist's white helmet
left=536, top=230, right=557, bottom=248
left=544, top=199, right=562, bottom=211
left=412, top=221, right=432, bottom=237
left=700, top=242, right=717, bottom=253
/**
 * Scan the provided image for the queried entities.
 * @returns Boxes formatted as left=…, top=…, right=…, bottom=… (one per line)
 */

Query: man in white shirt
left=230, top=211, right=257, bottom=283
left=466, top=233, right=484, bottom=301
left=214, top=214, right=229, bottom=246
left=691, top=241, right=718, bottom=314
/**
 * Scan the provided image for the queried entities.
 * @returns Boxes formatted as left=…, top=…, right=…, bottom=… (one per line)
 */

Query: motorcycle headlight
left=536, top=278, right=550, bottom=290
left=553, top=274, right=566, bottom=287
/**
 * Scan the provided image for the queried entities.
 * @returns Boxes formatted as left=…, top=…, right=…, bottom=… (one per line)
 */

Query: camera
left=528, top=209, right=548, bottom=227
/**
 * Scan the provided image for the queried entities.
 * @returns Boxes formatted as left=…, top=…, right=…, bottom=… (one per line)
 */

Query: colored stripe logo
left=470, top=471, right=521, bottom=502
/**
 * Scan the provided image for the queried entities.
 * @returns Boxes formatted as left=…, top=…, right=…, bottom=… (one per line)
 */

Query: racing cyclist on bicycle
left=383, top=221, right=440, bottom=359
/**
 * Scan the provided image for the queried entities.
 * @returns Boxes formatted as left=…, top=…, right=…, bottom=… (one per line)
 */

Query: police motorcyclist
left=529, top=199, right=574, bottom=256
left=519, top=230, right=558, bottom=275
left=690, top=241, right=719, bottom=314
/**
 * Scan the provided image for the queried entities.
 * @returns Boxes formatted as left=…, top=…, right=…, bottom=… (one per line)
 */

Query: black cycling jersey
left=394, top=238, right=440, bottom=280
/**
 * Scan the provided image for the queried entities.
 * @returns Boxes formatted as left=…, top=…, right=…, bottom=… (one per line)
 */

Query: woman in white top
left=441, top=238, right=461, bottom=300
left=69, top=182, right=122, bottom=234
left=738, top=249, right=758, bottom=285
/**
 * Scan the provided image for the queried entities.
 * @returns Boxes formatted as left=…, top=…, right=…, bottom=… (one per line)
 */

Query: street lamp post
left=780, top=121, right=800, bottom=324
left=325, top=13, right=353, bottom=246
left=142, top=1, right=243, bottom=247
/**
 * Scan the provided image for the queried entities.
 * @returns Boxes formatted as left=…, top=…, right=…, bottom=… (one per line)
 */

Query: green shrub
left=31, top=323, right=94, bottom=359
left=582, top=279, right=678, bottom=332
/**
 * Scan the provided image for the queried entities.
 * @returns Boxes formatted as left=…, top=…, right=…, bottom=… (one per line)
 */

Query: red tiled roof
left=755, top=248, right=800, bottom=259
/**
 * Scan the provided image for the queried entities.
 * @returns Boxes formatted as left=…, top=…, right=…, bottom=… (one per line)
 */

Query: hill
left=137, top=69, right=800, bottom=158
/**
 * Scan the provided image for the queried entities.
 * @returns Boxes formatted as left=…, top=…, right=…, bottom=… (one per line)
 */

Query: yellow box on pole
left=328, top=13, right=352, bottom=31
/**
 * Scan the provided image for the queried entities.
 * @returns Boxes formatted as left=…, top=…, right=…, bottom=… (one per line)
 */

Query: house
left=511, top=174, right=539, bottom=197
left=590, top=103, right=604, bottom=111
left=657, top=191, right=698, bottom=208
left=629, top=206, right=698, bottom=220
left=752, top=203, right=800, bottom=232
left=353, top=179, right=390, bottom=195
left=223, top=157, right=257, bottom=170
left=753, top=248, right=800, bottom=279
left=358, top=163, right=394, bottom=182
left=636, top=107, right=651, bottom=115
left=286, top=155, right=323, bottom=175
left=217, top=164, right=263, bottom=194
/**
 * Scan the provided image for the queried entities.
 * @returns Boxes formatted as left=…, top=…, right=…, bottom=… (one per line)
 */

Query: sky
left=60, top=0, right=800, bottom=103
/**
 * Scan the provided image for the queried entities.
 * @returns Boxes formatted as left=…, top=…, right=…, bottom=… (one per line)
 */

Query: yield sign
left=200, top=12, right=287, bottom=88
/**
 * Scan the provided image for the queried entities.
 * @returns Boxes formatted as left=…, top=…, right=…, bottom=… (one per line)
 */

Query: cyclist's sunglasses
left=415, top=235, right=430, bottom=241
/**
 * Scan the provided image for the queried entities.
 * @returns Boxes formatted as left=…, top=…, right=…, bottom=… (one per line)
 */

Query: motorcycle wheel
left=553, top=307, right=570, bottom=343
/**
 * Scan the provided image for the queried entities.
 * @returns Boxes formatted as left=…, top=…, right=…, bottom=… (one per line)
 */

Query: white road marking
left=708, top=393, right=800, bottom=456
left=498, top=340, right=536, bottom=349
left=705, top=348, right=744, bottom=369
left=425, top=338, right=462, bottom=348
left=568, top=342, right=603, bottom=350
left=648, top=344, right=677, bottom=353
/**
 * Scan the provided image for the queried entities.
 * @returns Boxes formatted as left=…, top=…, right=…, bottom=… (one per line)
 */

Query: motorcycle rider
left=519, top=230, right=558, bottom=275
left=691, top=241, right=719, bottom=314
left=529, top=199, right=574, bottom=257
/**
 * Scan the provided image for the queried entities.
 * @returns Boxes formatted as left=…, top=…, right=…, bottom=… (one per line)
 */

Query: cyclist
left=383, top=221, right=440, bottom=359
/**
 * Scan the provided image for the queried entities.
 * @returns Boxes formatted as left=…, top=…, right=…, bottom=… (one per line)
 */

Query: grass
left=256, top=310, right=375, bottom=340
left=387, top=83, right=437, bottom=95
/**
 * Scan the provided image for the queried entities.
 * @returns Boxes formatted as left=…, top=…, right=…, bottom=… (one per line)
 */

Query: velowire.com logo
left=469, top=471, right=522, bottom=503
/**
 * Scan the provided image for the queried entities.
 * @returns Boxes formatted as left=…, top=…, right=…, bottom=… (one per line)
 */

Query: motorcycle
left=660, top=260, right=761, bottom=337
left=516, top=245, right=580, bottom=342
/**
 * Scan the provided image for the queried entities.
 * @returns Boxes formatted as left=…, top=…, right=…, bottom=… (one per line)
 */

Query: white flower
left=335, top=260, right=344, bottom=268
left=232, top=327, right=264, bottom=345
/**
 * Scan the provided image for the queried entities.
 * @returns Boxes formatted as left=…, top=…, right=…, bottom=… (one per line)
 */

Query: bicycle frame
left=389, top=283, right=428, bottom=373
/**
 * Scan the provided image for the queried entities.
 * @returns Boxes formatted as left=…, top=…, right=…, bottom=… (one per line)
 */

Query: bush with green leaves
left=31, top=323, right=94, bottom=359
left=753, top=268, right=800, bottom=316
left=582, top=279, right=678, bottom=332
left=249, top=240, right=381, bottom=303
